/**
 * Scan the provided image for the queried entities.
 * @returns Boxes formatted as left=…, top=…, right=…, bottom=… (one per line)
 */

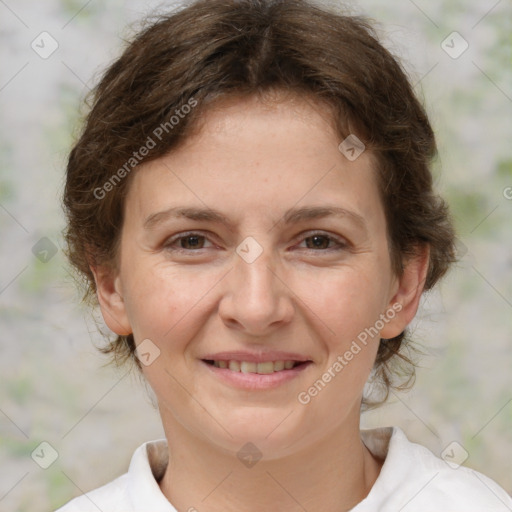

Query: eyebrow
left=143, top=205, right=368, bottom=232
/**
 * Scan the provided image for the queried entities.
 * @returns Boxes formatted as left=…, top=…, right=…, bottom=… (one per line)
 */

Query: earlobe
left=380, top=245, right=430, bottom=339
left=90, top=265, right=132, bottom=336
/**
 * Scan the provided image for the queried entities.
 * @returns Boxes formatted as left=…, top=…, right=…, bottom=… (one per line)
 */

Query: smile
left=201, top=358, right=313, bottom=390
left=203, top=359, right=307, bottom=374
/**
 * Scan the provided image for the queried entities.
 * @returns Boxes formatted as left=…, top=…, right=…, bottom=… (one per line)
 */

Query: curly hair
left=63, top=0, right=456, bottom=407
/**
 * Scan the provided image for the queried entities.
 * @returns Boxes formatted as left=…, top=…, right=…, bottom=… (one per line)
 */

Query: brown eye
left=164, top=232, right=213, bottom=252
left=305, top=234, right=331, bottom=249
left=179, top=235, right=206, bottom=250
left=299, top=232, right=347, bottom=251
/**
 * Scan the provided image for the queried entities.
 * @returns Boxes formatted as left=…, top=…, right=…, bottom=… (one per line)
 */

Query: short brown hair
left=63, top=0, right=456, bottom=406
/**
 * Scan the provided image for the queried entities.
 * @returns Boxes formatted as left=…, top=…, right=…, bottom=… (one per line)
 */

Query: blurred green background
left=0, top=0, right=511, bottom=510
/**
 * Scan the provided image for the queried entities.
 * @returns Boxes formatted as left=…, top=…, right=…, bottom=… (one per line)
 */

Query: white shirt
left=56, top=426, right=512, bottom=511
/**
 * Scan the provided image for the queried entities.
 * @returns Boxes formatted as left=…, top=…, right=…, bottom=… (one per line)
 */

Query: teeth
left=240, top=361, right=257, bottom=373
left=211, top=359, right=302, bottom=374
left=256, top=361, right=274, bottom=374
left=229, top=360, right=241, bottom=372
left=273, top=360, right=285, bottom=371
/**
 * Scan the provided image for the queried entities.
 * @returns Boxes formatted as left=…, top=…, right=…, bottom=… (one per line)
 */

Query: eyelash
left=163, top=231, right=348, bottom=254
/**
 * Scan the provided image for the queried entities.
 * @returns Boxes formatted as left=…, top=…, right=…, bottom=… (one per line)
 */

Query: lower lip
left=200, top=360, right=312, bottom=390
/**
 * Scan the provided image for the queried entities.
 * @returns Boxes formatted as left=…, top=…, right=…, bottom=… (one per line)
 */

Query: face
left=95, top=93, right=426, bottom=458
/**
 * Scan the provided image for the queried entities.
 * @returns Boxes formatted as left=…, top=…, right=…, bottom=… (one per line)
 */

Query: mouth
left=202, top=359, right=310, bottom=374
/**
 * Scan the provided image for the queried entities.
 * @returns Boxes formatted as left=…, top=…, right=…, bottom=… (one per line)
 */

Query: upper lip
left=201, top=351, right=312, bottom=363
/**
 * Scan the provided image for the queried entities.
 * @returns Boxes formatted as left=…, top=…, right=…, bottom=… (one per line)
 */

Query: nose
left=218, top=244, right=295, bottom=336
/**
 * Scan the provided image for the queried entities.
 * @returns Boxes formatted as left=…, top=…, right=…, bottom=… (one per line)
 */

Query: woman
left=57, top=0, right=512, bottom=510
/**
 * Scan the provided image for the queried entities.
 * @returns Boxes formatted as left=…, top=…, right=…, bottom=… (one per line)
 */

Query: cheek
left=294, top=264, right=389, bottom=343
left=121, top=261, right=204, bottom=341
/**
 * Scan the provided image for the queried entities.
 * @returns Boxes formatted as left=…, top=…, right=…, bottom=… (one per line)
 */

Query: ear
left=90, top=264, right=132, bottom=336
left=380, top=245, right=430, bottom=339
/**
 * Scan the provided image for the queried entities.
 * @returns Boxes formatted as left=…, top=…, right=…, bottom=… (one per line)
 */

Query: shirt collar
left=127, top=438, right=177, bottom=511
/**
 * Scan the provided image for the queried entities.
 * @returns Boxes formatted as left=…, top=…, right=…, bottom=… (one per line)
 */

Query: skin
left=93, top=93, right=429, bottom=512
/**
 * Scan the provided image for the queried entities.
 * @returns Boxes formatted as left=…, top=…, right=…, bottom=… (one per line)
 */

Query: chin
left=214, top=409, right=305, bottom=454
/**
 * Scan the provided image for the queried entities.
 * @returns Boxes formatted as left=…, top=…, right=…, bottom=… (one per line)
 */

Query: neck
left=158, top=412, right=382, bottom=512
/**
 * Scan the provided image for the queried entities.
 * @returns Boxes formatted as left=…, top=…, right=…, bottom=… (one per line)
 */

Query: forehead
left=125, top=94, right=384, bottom=231
left=190, top=91, right=338, bottom=137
